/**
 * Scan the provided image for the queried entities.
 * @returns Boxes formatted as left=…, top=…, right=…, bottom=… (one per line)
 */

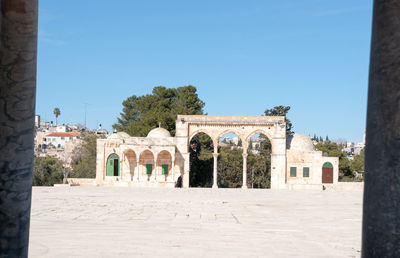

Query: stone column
left=136, top=157, right=140, bottom=181
left=362, top=1, right=400, bottom=257
left=270, top=137, right=287, bottom=189
left=182, top=153, right=190, bottom=188
left=0, top=1, right=38, bottom=257
left=212, top=153, right=219, bottom=188
left=242, top=153, right=248, bottom=189
left=95, top=140, right=105, bottom=185
left=120, top=153, right=124, bottom=180
left=154, top=154, right=158, bottom=182
left=172, top=156, right=175, bottom=182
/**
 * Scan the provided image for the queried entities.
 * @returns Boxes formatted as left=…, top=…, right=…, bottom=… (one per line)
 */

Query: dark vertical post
left=363, top=0, right=400, bottom=257
left=0, top=0, right=38, bottom=257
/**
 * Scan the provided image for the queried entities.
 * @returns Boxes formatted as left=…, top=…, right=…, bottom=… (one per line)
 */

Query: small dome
left=107, top=131, right=130, bottom=139
left=286, top=134, right=315, bottom=152
left=147, top=127, right=171, bottom=138
left=117, top=132, right=130, bottom=138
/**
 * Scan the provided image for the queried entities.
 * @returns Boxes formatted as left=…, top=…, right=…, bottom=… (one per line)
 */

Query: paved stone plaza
left=29, top=187, right=362, bottom=257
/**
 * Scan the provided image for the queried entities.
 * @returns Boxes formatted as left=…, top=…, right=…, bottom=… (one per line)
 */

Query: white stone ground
left=29, top=187, right=362, bottom=257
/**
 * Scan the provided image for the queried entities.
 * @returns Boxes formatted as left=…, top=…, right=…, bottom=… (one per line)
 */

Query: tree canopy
left=33, top=155, right=64, bottom=186
left=70, top=132, right=100, bottom=178
left=113, top=85, right=205, bottom=136
left=264, top=105, right=293, bottom=136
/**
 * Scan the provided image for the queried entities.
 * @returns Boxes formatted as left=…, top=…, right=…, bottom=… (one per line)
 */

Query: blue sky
left=37, top=0, right=372, bottom=142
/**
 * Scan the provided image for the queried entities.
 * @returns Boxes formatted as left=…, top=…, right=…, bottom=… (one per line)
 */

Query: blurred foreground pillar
left=363, top=0, right=400, bottom=257
left=0, top=0, right=38, bottom=257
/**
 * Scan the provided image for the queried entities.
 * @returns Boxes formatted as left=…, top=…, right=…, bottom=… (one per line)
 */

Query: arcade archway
left=189, top=132, right=214, bottom=187
left=246, top=132, right=272, bottom=188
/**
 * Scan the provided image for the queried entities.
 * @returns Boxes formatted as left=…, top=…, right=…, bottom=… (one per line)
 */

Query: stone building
left=286, top=134, right=338, bottom=189
left=96, top=129, right=180, bottom=187
left=96, top=115, right=339, bottom=189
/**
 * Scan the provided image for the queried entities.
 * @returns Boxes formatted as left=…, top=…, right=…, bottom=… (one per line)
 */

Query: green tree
left=315, top=140, right=342, bottom=157
left=33, top=155, right=64, bottom=186
left=53, top=107, right=61, bottom=126
left=71, top=132, right=100, bottom=178
left=264, top=105, right=293, bottom=136
left=217, top=147, right=243, bottom=188
left=113, top=85, right=205, bottom=136
left=351, top=148, right=365, bottom=175
left=312, top=134, right=317, bottom=141
left=247, top=135, right=271, bottom=188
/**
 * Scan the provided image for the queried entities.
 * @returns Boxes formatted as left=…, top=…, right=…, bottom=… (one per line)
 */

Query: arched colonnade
left=107, top=148, right=176, bottom=183
left=189, top=129, right=273, bottom=188
left=175, top=115, right=287, bottom=189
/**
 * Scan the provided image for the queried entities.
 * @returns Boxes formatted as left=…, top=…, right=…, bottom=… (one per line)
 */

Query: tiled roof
left=46, top=131, right=81, bottom=137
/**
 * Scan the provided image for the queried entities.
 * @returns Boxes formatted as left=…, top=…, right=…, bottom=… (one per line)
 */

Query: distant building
left=249, top=138, right=263, bottom=154
left=218, top=141, right=230, bottom=147
left=353, top=142, right=365, bottom=155
left=232, top=136, right=239, bottom=145
left=95, top=124, right=108, bottom=136
left=44, top=131, right=81, bottom=149
left=35, top=115, right=40, bottom=128
left=340, top=139, right=365, bottom=156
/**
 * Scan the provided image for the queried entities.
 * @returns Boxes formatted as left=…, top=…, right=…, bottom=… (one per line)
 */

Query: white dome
left=117, top=132, right=130, bottom=138
left=107, top=131, right=131, bottom=139
left=286, top=134, right=315, bottom=152
left=147, top=127, right=171, bottom=138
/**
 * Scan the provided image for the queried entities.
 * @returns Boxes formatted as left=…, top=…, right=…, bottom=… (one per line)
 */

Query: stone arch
left=189, top=130, right=216, bottom=153
left=245, top=129, right=273, bottom=143
left=106, top=153, right=120, bottom=177
left=139, top=150, right=155, bottom=180
left=217, top=129, right=244, bottom=144
left=189, top=129, right=215, bottom=143
left=157, top=150, right=173, bottom=181
left=123, top=149, right=137, bottom=181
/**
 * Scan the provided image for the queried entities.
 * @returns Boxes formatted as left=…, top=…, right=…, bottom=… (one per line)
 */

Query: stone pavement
left=29, top=187, right=362, bottom=257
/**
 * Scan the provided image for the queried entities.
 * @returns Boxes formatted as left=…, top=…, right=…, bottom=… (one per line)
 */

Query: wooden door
left=322, top=168, right=333, bottom=183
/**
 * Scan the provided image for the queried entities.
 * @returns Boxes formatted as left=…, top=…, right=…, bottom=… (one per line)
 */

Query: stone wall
left=67, top=178, right=96, bottom=186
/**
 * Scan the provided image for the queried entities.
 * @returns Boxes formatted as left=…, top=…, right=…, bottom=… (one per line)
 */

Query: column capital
left=213, top=153, right=219, bottom=158
left=242, top=153, right=248, bottom=158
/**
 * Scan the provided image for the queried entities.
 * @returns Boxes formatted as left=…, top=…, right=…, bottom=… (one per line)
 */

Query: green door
left=106, top=153, right=120, bottom=176
left=146, top=164, right=153, bottom=175
left=162, top=164, right=168, bottom=175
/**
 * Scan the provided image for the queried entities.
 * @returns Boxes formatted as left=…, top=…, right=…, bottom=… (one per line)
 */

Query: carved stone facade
left=96, top=115, right=339, bottom=189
